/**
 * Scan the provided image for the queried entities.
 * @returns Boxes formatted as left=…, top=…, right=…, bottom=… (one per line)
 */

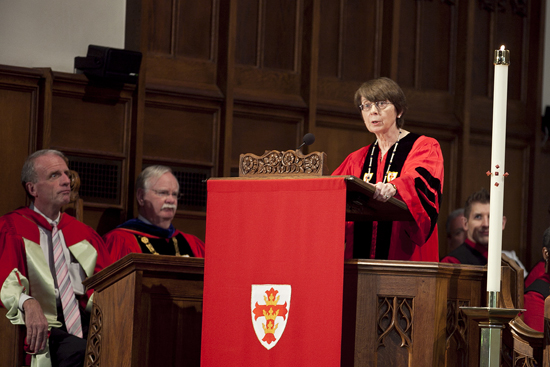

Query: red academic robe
left=522, top=272, right=550, bottom=332
left=525, top=260, right=545, bottom=288
left=332, top=133, right=444, bottom=262
left=440, top=239, right=488, bottom=264
left=0, top=207, right=111, bottom=314
left=104, top=227, right=205, bottom=262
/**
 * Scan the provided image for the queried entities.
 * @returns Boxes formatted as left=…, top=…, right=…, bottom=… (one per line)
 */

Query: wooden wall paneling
left=175, top=0, right=215, bottom=61
left=49, top=72, right=135, bottom=229
left=50, top=73, right=132, bottom=155
left=470, top=4, right=491, bottom=100
left=0, top=66, right=43, bottom=216
left=231, top=105, right=305, bottom=171
left=396, top=0, right=458, bottom=122
left=492, top=1, right=525, bottom=103
left=235, top=0, right=299, bottom=71
left=86, top=207, right=125, bottom=237
left=470, top=2, right=530, bottom=131
left=172, top=214, right=207, bottom=242
left=501, top=139, right=531, bottom=262
left=235, top=0, right=259, bottom=66
left=337, top=0, right=375, bottom=82
left=414, top=0, right=457, bottom=92
left=317, top=0, right=342, bottom=79
left=233, top=0, right=305, bottom=106
left=216, top=0, right=238, bottom=177
left=300, top=0, right=320, bottom=138
left=146, top=0, right=219, bottom=86
left=491, top=7, right=532, bottom=138
left=317, top=0, right=376, bottom=111
left=404, top=88, right=460, bottom=126
left=262, top=0, right=300, bottom=71
left=380, top=0, right=398, bottom=79
left=125, top=0, right=152, bottom=219
left=529, top=147, right=550, bottom=268
left=453, top=0, right=475, bottom=212
left=522, top=0, right=545, bottom=269
left=143, top=96, right=218, bottom=166
left=314, top=113, right=373, bottom=174
left=37, top=68, right=53, bottom=150
left=395, top=0, right=418, bottom=88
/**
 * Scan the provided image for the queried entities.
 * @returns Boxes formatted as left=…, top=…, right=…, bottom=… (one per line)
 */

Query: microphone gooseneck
left=297, top=133, right=315, bottom=150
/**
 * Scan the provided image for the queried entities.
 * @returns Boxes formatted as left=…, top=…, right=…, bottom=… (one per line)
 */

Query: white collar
left=137, top=214, right=153, bottom=225
left=30, top=203, right=61, bottom=226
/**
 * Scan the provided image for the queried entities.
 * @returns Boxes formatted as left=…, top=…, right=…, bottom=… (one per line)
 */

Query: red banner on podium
left=202, top=177, right=347, bottom=366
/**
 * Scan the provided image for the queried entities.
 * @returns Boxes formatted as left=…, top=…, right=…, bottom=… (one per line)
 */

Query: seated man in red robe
left=441, top=188, right=506, bottom=264
left=522, top=227, right=550, bottom=332
left=0, top=149, right=112, bottom=367
left=104, top=165, right=205, bottom=261
left=525, top=256, right=546, bottom=288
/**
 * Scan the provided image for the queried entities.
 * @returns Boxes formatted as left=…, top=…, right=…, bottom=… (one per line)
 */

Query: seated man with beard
left=441, top=188, right=507, bottom=264
left=103, top=165, right=205, bottom=260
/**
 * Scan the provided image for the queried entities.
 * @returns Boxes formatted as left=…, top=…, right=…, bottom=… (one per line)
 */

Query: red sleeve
left=102, top=229, right=143, bottom=262
left=83, top=229, right=113, bottom=301
left=440, top=256, right=461, bottom=264
left=0, top=224, right=28, bottom=308
left=522, top=291, right=545, bottom=332
left=89, top=229, right=112, bottom=272
left=0, top=212, right=40, bottom=307
left=525, top=260, right=545, bottom=288
left=388, top=136, right=444, bottom=246
left=181, top=232, right=205, bottom=258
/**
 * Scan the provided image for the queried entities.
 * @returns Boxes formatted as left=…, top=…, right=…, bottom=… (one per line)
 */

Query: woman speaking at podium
left=332, top=77, right=444, bottom=262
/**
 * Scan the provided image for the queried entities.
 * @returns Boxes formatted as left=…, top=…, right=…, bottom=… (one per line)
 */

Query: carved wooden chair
left=0, top=307, right=27, bottom=366
left=544, top=297, right=550, bottom=367
left=62, top=170, right=84, bottom=222
left=501, top=316, right=543, bottom=367
left=500, top=253, right=548, bottom=367
left=0, top=170, right=84, bottom=367
left=499, top=252, right=525, bottom=310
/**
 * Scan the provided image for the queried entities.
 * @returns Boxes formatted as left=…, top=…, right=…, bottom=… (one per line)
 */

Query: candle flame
left=500, top=45, right=505, bottom=51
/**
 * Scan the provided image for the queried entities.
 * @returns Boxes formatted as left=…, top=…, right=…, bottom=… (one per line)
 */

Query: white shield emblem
left=251, top=284, right=291, bottom=350
left=387, top=171, right=398, bottom=182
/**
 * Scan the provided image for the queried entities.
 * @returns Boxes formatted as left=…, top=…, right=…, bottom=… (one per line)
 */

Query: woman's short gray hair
left=136, top=165, right=178, bottom=192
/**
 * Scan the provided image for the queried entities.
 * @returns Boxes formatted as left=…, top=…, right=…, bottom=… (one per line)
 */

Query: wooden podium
left=342, top=260, right=485, bottom=367
left=201, top=176, right=486, bottom=367
left=77, top=176, right=489, bottom=367
left=82, top=253, right=204, bottom=367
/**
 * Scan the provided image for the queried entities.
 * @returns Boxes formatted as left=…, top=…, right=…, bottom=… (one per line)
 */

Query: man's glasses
left=359, top=101, right=393, bottom=112
left=151, top=189, right=183, bottom=200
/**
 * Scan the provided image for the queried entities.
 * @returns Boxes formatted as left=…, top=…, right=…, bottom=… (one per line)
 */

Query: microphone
left=297, top=133, right=315, bottom=150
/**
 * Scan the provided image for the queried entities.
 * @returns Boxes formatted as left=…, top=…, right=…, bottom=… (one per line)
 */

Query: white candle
left=487, top=46, right=510, bottom=293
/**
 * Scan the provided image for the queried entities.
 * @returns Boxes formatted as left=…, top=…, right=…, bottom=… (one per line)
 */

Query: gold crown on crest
left=264, top=289, right=280, bottom=306
left=262, top=319, right=279, bottom=334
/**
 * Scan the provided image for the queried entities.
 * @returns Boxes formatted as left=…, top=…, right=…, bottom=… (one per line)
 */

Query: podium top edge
left=208, top=175, right=346, bottom=181
left=83, top=253, right=204, bottom=289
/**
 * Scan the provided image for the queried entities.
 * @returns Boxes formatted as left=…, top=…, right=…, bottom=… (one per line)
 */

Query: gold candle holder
left=494, top=47, right=510, bottom=65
